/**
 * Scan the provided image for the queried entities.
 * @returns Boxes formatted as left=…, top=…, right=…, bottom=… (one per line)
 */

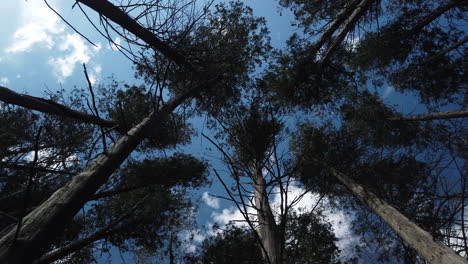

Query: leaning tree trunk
left=410, top=0, right=462, bottom=34
left=253, top=161, right=286, bottom=264
left=0, top=86, right=115, bottom=128
left=329, top=167, right=468, bottom=264
left=0, top=90, right=192, bottom=264
left=321, top=0, right=375, bottom=62
left=76, top=0, right=192, bottom=70
left=389, top=108, right=468, bottom=121
left=304, top=0, right=361, bottom=60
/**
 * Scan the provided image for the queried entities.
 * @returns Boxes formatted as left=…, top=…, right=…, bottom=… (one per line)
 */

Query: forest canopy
left=0, top=0, right=466, bottom=263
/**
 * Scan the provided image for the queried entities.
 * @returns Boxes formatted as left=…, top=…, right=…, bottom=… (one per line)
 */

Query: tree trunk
left=0, top=86, right=115, bottom=128
left=389, top=108, right=468, bottom=121
left=329, top=167, right=468, bottom=264
left=321, top=0, right=375, bottom=62
left=0, top=90, right=192, bottom=264
left=253, top=162, right=286, bottom=264
left=304, top=0, right=361, bottom=60
left=76, top=0, right=192, bottom=70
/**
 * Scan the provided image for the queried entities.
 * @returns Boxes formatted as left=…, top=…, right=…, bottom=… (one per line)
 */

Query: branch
left=76, top=0, right=193, bottom=70
left=389, top=108, right=468, bottom=121
left=0, top=86, right=115, bottom=128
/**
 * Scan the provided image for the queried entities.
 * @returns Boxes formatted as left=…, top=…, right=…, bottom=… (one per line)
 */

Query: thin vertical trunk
left=389, top=108, right=468, bottom=121
left=0, top=86, right=115, bottom=128
left=0, top=90, right=192, bottom=264
left=329, top=167, right=468, bottom=264
left=253, top=162, right=286, bottom=264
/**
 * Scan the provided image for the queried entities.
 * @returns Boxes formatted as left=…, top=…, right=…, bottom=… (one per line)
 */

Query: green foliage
left=285, top=211, right=345, bottom=264
left=136, top=1, right=271, bottom=116
left=196, top=225, right=265, bottom=264
left=101, top=84, right=194, bottom=150
left=226, top=102, right=283, bottom=165
left=0, top=104, right=93, bottom=231
left=86, top=153, right=209, bottom=255
left=191, top=211, right=344, bottom=264
left=262, top=35, right=357, bottom=110
left=117, top=153, right=209, bottom=189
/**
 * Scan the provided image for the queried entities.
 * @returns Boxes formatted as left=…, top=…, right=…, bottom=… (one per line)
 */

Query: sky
left=0, top=0, right=433, bottom=263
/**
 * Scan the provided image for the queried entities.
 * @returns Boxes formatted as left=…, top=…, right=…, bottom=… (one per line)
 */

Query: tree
left=0, top=0, right=466, bottom=263
left=191, top=211, right=343, bottom=264
left=0, top=1, right=270, bottom=262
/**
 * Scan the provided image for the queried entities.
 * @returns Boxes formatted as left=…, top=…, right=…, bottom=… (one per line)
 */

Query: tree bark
left=329, top=167, right=468, bottom=264
left=321, top=0, right=375, bottom=62
left=0, top=90, right=192, bottom=263
left=389, top=108, right=468, bottom=121
left=0, top=86, right=115, bottom=128
left=304, top=0, right=361, bottom=61
left=253, top=162, right=286, bottom=264
left=76, top=0, right=192, bottom=70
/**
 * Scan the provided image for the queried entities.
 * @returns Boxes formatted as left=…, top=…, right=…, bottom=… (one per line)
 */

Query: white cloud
left=202, top=192, right=220, bottom=209
left=5, top=1, right=101, bottom=82
left=382, top=85, right=395, bottom=98
left=211, top=207, right=247, bottom=226
left=93, top=64, right=102, bottom=74
left=48, top=34, right=99, bottom=82
left=0, top=77, right=10, bottom=85
left=5, top=0, right=65, bottom=53
left=179, top=229, right=206, bottom=253
left=16, top=74, right=21, bottom=79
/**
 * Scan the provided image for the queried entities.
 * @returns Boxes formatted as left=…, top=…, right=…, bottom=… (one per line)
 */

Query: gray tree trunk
left=304, top=0, right=361, bottom=60
left=330, top=167, right=468, bottom=264
left=253, top=162, right=286, bottom=264
left=321, top=0, right=375, bottom=62
left=0, top=90, right=192, bottom=263
left=0, top=86, right=115, bottom=128
left=389, top=108, right=468, bottom=121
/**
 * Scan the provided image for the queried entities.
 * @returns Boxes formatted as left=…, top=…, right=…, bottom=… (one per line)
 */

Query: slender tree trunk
left=329, top=167, right=468, bottom=264
left=0, top=86, right=115, bottom=128
left=0, top=90, right=192, bottom=264
left=253, top=161, right=286, bottom=264
left=321, top=0, right=375, bottom=62
left=389, top=108, right=468, bottom=121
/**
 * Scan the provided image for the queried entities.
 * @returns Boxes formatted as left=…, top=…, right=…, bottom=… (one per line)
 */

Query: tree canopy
left=0, top=0, right=466, bottom=263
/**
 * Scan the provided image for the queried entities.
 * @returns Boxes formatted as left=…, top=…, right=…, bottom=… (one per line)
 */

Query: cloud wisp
left=202, top=192, right=220, bottom=209
left=5, top=0, right=101, bottom=83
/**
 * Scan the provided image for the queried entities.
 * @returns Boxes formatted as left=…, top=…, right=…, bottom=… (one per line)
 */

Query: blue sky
left=0, top=0, right=442, bottom=263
